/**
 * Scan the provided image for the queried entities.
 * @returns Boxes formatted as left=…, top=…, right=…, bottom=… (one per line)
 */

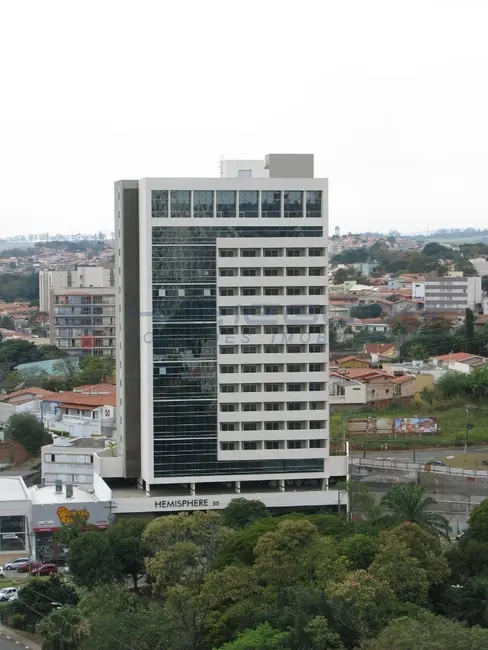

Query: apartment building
left=111, top=153, right=348, bottom=513
left=424, top=273, right=482, bottom=313
left=39, top=266, right=116, bottom=357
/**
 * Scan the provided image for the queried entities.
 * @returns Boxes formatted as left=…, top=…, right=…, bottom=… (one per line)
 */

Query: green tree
left=254, top=519, right=348, bottom=588
left=37, top=606, right=89, bottom=650
left=455, top=259, right=478, bottom=276
left=327, top=570, right=397, bottom=648
left=303, top=616, right=345, bottom=650
left=143, top=511, right=228, bottom=560
left=78, top=356, right=115, bottom=384
left=68, top=531, right=119, bottom=588
left=380, top=483, right=451, bottom=538
left=0, top=339, right=42, bottom=369
left=8, top=575, right=78, bottom=632
left=466, top=499, right=488, bottom=544
left=361, top=612, right=488, bottom=650
left=3, top=412, right=50, bottom=454
left=79, top=584, right=169, bottom=650
left=422, top=242, right=453, bottom=257
left=105, top=517, right=150, bottom=589
left=216, top=517, right=285, bottom=567
left=350, top=304, right=383, bottom=319
left=380, top=523, right=450, bottom=585
left=2, top=369, right=23, bottom=392
left=369, top=539, right=429, bottom=605
left=221, top=498, right=269, bottom=529
left=340, top=534, right=377, bottom=570
left=0, top=315, right=15, bottom=329
left=37, top=344, right=68, bottom=360
left=214, top=623, right=291, bottom=650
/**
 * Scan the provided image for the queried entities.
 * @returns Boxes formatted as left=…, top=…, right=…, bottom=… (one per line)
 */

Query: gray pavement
left=351, top=446, right=488, bottom=463
left=0, top=628, right=35, bottom=649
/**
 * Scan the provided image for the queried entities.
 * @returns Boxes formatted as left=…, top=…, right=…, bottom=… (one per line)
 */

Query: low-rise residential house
left=430, top=352, right=488, bottom=374
left=475, top=315, right=488, bottom=329
left=329, top=368, right=416, bottom=411
left=42, top=393, right=116, bottom=438
left=350, top=318, right=392, bottom=336
left=363, top=343, right=399, bottom=362
left=41, top=436, right=108, bottom=486
left=0, top=387, right=116, bottom=438
left=329, top=372, right=367, bottom=407
left=352, top=260, right=380, bottom=277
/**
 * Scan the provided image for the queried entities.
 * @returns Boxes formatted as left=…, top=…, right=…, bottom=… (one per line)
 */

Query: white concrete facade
left=115, top=154, right=348, bottom=512
left=424, top=275, right=482, bottom=312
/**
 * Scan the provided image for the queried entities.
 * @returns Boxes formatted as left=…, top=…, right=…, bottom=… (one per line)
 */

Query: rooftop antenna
left=219, top=155, right=224, bottom=178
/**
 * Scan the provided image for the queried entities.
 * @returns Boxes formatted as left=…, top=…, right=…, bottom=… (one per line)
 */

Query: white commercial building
left=424, top=274, right=482, bottom=312
left=111, top=153, right=348, bottom=513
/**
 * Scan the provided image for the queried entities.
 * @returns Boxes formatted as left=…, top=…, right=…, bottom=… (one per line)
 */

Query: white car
left=0, top=587, right=18, bottom=602
left=0, top=566, right=5, bottom=579
left=3, top=558, right=33, bottom=571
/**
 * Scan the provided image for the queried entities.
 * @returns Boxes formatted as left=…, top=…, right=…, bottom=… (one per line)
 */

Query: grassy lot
left=443, top=453, right=488, bottom=470
left=330, top=402, right=488, bottom=450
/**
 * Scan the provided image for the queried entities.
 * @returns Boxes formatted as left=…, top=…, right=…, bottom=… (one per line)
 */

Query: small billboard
left=393, top=417, right=437, bottom=435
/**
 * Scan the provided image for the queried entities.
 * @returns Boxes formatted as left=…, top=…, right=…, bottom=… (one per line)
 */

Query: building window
left=264, top=268, right=283, bottom=277
left=265, top=402, right=282, bottom=411
left=265, top=422, right=282, bottom=430
left=241, top=249, right=260, bottom=257
left=152, top=190, right=169, bottom=218
left=217, top=190, right=236, bottom=218
left=265, top=440, right=283, bottom=449
left=170, top=190, right=191, bottom=218
left=284, top=191, right=303, bottom=218
left=193, top=190, right=214, bottom=218
left=261, top=191, right=281, bottom=217
left=220, top=249, right=237, bottom=257
left=221, top=422, right=238, bottom=431
left=310, top=439, right=325, bottom=448
left=264, top=287, right=281, bottom=296
left=242, top=403, right=261, bottom=411
left=309, top=363, right=325, bottom=372
left=242, top=383, right=260, bottom=392
left=242, top=441, right=259, bottom=450
left=221, top=403, right=238, bottom=412
left=241, top=268, right=260, bottom=277
left=221, top=442, right=237, bottom=451
left=264, top=248, right=282, bottom=257
left=239, top=191, right=259, bottom=218
left=309, top=247, right=324, bottom=256
left=288, top=440, right=307, bottom=449
left=242, top=422, right=260, bottom=431
left=306, top=191, right=322, bottom=218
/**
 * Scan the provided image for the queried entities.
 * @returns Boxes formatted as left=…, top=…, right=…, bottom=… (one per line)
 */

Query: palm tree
left=380, top=483, right=451, bottom=538
left=37, top=606, right=89, bottom=650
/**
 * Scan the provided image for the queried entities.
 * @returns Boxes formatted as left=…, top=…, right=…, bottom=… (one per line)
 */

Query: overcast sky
left=0, top=0, right=486, bottom=237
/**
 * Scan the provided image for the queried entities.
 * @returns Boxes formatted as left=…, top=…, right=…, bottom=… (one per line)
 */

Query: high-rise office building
left=114, top=154, right=347, bottom=511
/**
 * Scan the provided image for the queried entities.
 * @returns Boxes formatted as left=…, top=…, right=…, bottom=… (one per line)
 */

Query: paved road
left=351, top=446, right=488, bottom=463
left=0, top=630, right=32, bottom=649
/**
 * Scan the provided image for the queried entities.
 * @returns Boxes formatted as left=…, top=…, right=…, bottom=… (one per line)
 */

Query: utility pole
left=464, top=409, right=472, bottom=455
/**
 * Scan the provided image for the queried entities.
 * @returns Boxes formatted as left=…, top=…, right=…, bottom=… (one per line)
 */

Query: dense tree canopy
left=24, top=491, right=488, bottom=650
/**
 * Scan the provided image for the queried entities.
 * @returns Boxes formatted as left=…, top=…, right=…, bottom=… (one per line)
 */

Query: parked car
left=425, top=460, right=446, bottom=467
left=30, top=564, right=58, bottom=576
left=0, top=587, right=18, bottom=602
left=17, top=561, right=40, bottom=573
left=3, top=558, right=33, bottom=571
left=9, top=593, right=18, bottom=602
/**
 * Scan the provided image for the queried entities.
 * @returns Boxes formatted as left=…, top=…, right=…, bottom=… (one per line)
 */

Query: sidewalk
left=0, top=624, right=42, bottom=649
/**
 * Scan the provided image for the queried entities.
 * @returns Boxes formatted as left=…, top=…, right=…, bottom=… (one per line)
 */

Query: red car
left=17, top=561, right=40, bottom=573
left=30, top=564, right=58, bottom=576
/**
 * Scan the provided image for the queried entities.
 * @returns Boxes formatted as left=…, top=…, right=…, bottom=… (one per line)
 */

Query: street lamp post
left=464, top=409, right=471, bottom=455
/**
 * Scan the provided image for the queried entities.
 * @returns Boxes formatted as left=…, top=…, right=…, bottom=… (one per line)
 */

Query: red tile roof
left=432, top=352, right=477, bottom=362
left=56, top=392, right=116, bottom=408
left=0, top=387, right=59, bottom=404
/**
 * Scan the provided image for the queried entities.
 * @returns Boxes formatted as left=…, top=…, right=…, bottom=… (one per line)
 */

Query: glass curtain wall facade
left=151, top=222, right=323, bottom=478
